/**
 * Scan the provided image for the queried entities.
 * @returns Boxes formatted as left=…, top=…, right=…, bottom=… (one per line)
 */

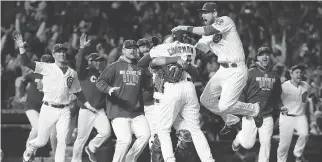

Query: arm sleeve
left=137, top=53, right=152, bottom=68
left=70, top=73, right=82, bottom=93
left=75, top=47, right=89, bottom=80
left=96, top=63, right=116, bottom=94
left=21, top=52, right=36, bottom=71
left=211, top=16, right=234, bottom=33
left=149, top=44, right=169, bottom=58
left=34, top=62, right=51, bottom=75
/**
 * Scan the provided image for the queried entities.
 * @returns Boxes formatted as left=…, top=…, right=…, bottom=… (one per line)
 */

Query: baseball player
left=19, top=54, right=57, bottom=158
left=138, top=31, right=215, bottom=162
left=231, top=47, right=282, bottom=162
left=277, top=64, right=313, bottom=162
left=15, top=34, right=97, bottom=162
left=96, top=40, right=150, bottom=162
left=71, top=34, right=111, bottom=162
left=172, top=2, right=262, bottom=135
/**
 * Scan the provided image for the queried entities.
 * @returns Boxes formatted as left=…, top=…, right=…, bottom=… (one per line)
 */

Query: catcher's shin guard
left=151, top=134, right=165, bottom=162
left=175, top=130, right=198, bottom=162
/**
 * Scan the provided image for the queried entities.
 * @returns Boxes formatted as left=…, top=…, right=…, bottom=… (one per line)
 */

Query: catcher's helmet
left=172, top=30, right=190, bottom=43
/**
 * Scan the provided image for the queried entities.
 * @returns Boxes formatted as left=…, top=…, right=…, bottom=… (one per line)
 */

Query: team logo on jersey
left=213, top=33, right=222, bottom=43
left=90, top=76, right=97, bottom=83
left=302, top=91, right=308, bottom=103
left=67, top=76, right=74, bottom=88
left=215, top=18, right=224, bottom=25
left=256, top=75, right=276, bottom=91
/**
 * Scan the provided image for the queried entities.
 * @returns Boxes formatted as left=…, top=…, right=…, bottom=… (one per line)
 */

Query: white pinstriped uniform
left=277, top=80, right=310, bottom=162
left=196, top=16, right=259, bottom=126
left=26, top=62, right=81, bottom=162
left=149, top=41, right=215, bottom=162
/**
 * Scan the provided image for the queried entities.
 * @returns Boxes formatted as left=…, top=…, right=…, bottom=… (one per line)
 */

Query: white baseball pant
left=25, top=109, right=57, bottom=153
left=144, top=104, right=158, bottom=149
left=26, top=104, right=71, bottom=162
left=111, top=114, right=150, bottom=162
left=71, top=108, right=111, bottom=162
left=200, top=64, right=259, bottom=125
left=277, top=114, right=309, bottom=162
left=236, top=116, right=274, bottom=162
left=156, top=80, right=215, bottom=162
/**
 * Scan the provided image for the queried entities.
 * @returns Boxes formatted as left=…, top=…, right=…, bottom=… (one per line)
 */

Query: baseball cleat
left=85, top=146, right=97, bottom=162
left=232, top=139, right=241, bottom=151
left=22, top=150, right=34, bottom=162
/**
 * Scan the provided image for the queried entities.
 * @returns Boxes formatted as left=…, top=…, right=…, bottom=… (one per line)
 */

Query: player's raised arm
left=76, top=34, right=91, bottom=80
left=14, top=34, right=36, bottom=70
left=137, top=53, right=153, bottom=68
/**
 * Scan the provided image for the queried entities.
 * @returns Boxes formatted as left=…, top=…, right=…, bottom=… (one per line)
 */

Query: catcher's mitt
left=154, top=64, right=184, bottom=93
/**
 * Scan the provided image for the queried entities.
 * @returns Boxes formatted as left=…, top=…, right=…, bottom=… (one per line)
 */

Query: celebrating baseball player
left=171, top=2, right=263, bottom=135
left=19, top=54, right=57, bottom=158
left=277, top=64, right=313, bottom=162
left=71, top=34, right=111, bottom=162
left=231, top=47, right=282, bottom=162
left=138, top=31, right=215, bottom=162
left=15, top=34, right=97, bottom=162
left=96, top=40, right=150, bottom=162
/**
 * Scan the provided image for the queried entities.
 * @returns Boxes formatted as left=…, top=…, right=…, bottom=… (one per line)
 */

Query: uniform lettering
left=168, top=45, right=194, bottom=56
left=120, top=70, right=141, bottom=85
left=256, top=76, right=276, bottom=91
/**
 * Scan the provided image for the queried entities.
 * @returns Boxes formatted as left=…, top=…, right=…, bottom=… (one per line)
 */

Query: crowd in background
left=1, top=1, right=322, bottom=141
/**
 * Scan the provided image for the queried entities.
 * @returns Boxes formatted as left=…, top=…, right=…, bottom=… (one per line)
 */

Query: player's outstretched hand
left=14, top=34, right=26, bottom=48
left=80, top=34, right=91, bottom=48
left=280, top=108, right=288, bottom=115
left=171, top=26, right=188, bottom=33
left=109, top=87, right=120, bottom=96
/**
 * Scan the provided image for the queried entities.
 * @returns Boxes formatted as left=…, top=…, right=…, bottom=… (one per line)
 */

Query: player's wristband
left=187, top=26, right=194, bottom=33
left=19, top=47, right=26, bottom=54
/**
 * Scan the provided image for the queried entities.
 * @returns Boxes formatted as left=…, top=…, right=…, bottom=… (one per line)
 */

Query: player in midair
left=138, top=31, right=215, bottom=162
left=231, top=47, right=282, bottom=162
left=15, top=34, right=97, bottom=162
left=172, top=2, right=263, bottom=135
left=71, top=34, right=111, bottom=162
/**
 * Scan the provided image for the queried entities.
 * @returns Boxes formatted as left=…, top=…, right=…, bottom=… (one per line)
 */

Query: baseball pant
left=156, top=81, right=215, bottom=162
left=200, top=64, right=259, bottom=126
left=111, top=114, right=150, bottom=162
left=144, top=104, right=158, bottom=149
left=236, top=116, right=274, bottom=162
left=25, top=109, right=57, bottom=153
left=71, top=109, right=111, bottom=162
left=26, top=104, right=71, bottom=162
left=277, top=114, right=309, bottom=162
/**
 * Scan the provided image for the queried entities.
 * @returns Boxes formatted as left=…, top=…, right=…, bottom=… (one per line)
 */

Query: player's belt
left=44, top=101, right=70, bottom=108
left=220, top=62, right=238, bottom=68
left=282, top=113, right=298, bottom=117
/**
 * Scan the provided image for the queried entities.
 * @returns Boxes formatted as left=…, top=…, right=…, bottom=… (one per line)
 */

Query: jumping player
left=138, top=31, right=215, bottom=162
left=71, top=34, right=111, bottom=162
left=171, top=2, right=263, bottom=135
left=96, top=40, right=150, bottom=162
left=277, top=64, right=313, bottom=162
left=231, top=47, right=282, bottom=162
left=15, top=34, right=97, bottom=162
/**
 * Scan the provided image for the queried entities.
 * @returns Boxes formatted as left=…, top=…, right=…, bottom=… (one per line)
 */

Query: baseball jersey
left=281, top=80, right=311, bottom=116
left=196, top=16, right=245, bottom=63
left=149, top=41, right=196, bottom=79
left=35, top=62, right=82, bottom=104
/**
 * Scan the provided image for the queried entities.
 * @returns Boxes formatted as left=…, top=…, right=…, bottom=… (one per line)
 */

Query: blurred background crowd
left=1, top=1, right=322, bottom=145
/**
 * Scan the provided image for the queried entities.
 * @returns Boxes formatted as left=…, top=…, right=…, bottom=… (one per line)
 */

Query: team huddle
left=14, top=2, right=315, bottom=162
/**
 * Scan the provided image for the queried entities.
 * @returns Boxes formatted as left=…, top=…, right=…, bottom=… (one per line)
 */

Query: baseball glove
left=154, top=64, right=184, bottom=93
